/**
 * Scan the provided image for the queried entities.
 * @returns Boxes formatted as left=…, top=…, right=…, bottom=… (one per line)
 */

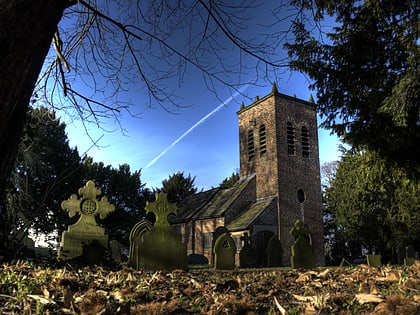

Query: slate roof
left=226, top=196, right=277, bottom=231
left=170, top=174, right=256, bottom=224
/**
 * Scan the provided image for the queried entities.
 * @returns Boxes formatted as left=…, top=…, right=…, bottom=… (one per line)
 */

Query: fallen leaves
left=0, top=260, right=419, bottom=314
left=355, top=293, right=384, bottom=304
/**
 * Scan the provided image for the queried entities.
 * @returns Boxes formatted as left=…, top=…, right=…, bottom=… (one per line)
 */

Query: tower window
left=297, top=189, right=306, bottom=203
left=247, top=129, right=255, bottom=160
left=259, top=124, right=267, bottom=156
left=287, top=122, right=295, bottom=155
left=301, top=126, right=310, bottom=158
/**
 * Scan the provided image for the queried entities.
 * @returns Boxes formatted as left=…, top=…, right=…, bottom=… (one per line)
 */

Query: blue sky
left=62, top=75, right=342, bottom=190
left=54, top=2, right=342, bottom=190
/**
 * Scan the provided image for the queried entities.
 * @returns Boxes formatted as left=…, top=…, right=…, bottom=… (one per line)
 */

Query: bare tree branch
left=35, top=0, right=296, bottom=133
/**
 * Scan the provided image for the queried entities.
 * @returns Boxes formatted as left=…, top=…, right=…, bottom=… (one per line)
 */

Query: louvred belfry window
left=287, top=122, right=295, bottom=155
left=247, top=129, right=255, bottom=160
left=301, top=126, right=309, bottom=158
left=259, top=124, right=267, bottom=156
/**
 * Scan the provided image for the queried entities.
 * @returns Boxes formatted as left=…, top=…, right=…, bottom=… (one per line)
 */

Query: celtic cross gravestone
left=58, top=180, right=115, bottom=262
left=137, top=192, right=187, bottom=271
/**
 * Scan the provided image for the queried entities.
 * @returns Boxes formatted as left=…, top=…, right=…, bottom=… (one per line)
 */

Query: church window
left=301, top=126, right=310, bottom=158
left=247, top=129, right=255, bottom=160
left=297, top=189, right=306, bottom=203
left=287, top=122, right=295, bottom=155
left=259, top=124, right=267, bottom=156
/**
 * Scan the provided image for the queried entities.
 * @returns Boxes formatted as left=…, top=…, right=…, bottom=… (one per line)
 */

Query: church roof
left=170, top=174, right=255, bottom=224
left=226, top=196, right=277, bottom=231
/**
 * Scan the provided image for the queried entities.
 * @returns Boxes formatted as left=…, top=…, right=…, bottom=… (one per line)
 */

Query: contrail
left=145, top=86, right=249, bottom=169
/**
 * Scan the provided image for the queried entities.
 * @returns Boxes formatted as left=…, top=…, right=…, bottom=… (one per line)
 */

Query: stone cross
left=61, top=180, right=115, bottom=224
left=58, top=180, right=115, bottom=261
left=145, top=192, right=177, bottom=229
left=137, top=192, right=187, bottom=270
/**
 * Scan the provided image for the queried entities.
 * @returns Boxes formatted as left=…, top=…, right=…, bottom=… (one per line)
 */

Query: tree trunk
left=0, top=0, right=69, bottom=260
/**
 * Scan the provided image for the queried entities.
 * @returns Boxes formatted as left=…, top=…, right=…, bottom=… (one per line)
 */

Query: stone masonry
left=237, top=84, right=325, bottom=266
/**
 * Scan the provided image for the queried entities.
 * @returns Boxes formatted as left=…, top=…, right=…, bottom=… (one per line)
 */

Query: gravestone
left=188, top=254, right=209, bottom=265
left=58, top=180, right=115, bottom=261
left=266, top=234, right=282, bottom=267
left=366, top=254, right=382, bottom=267
left=212, top=227, right=229, bottom=250
left=239, top=233, right=256, bottom=268
left=137, top=192, right=187, bottom=271
left=397, top=243, right=406, bottom=265
left=405, top=245, right=416, bottom=267
left=128, top=220, right=153, bottom=269
left=290, top=219, right=314, bottom=269
left=110, top=240, right=122, bottom=263
left=406, top=245, right=415, bottom=258
left=211, top=226, right=229, bottom=265
left=213, top=232, right=237, bottom=270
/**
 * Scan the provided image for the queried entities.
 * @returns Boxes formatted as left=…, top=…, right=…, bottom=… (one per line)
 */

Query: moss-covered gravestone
left=137, top=192, right=187, bottom=271
left=405, top=245, right=416, bottom=267
left=58, top=180, right=115, bottom=262
left=128, top=220, right=153, bottom=269
left=239, top=233, right=256, bottom=268
left=366, top=254, right=382, bottom=267
left=214, top=232, right=237, bottom=270
left=211, top=226, right=229, bottom=265
left=290, top=219, right=314, bottom=269
left=266, top=234, right=283, bottom=267
left=110, top=240, right=122, bottom=263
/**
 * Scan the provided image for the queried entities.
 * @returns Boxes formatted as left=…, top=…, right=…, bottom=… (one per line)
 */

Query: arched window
left=301, top=126, right=309, bottom=158
left=287, top=122, right=295, bottom=155
left=259, top=124, right=267, bottom=156
left=247, top=129, right=255, bottom=160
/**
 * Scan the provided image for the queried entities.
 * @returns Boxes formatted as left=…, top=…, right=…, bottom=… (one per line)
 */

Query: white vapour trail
left=145, top=86, right=249, bottom=169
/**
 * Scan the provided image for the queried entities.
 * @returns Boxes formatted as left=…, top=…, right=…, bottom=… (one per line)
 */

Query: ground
left=0, top=261, right=419, bottom=314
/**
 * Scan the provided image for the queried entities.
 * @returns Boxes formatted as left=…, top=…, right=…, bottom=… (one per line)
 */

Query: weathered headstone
left=266, top=234, right=282, bottom=267
left=290, top=219, right=314, bottom=269
left=212, top=227, right=229, bottom=249
left=406, top=245, right=415, bottom=258
left=366, top=254, right=382, bottom=267
left=405, top=245, right=416, bottom=267
left=137, top=192, right=187, bottom=271
left=110, top=240, right=122, bottom=263
left=213, top=232, right=237, bottom=270
left=397, top=243, right=406, bottom=265
left=211, top=226, right=229, bottom=265
left=58, top=180, right=115, bottom=262
left=239, top=233, right=256, bottom=268
left=188, top=254, right=209, bottom=265
left=128, top=220, right=153, bottom=269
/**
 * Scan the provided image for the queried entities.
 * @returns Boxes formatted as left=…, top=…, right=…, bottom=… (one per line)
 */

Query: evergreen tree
left=325, top=148, right=419, bottom=263
left=285, top=0, right=420, bottom=173
left=219, top=172, right=240, bottom=189
left=160, top=172, right=198, bottom=205
left=6, top=106, right=82, bottom=250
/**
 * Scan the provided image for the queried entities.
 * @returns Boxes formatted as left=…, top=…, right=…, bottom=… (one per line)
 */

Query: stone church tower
left=237, top=84, right=324, bottom=266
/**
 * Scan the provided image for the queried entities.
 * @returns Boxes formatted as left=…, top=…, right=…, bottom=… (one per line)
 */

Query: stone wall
left=174, top=217, right=224, bottom=262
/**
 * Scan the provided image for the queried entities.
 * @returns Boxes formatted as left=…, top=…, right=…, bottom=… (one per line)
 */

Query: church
left=170, top=84, right=325, bottom=266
